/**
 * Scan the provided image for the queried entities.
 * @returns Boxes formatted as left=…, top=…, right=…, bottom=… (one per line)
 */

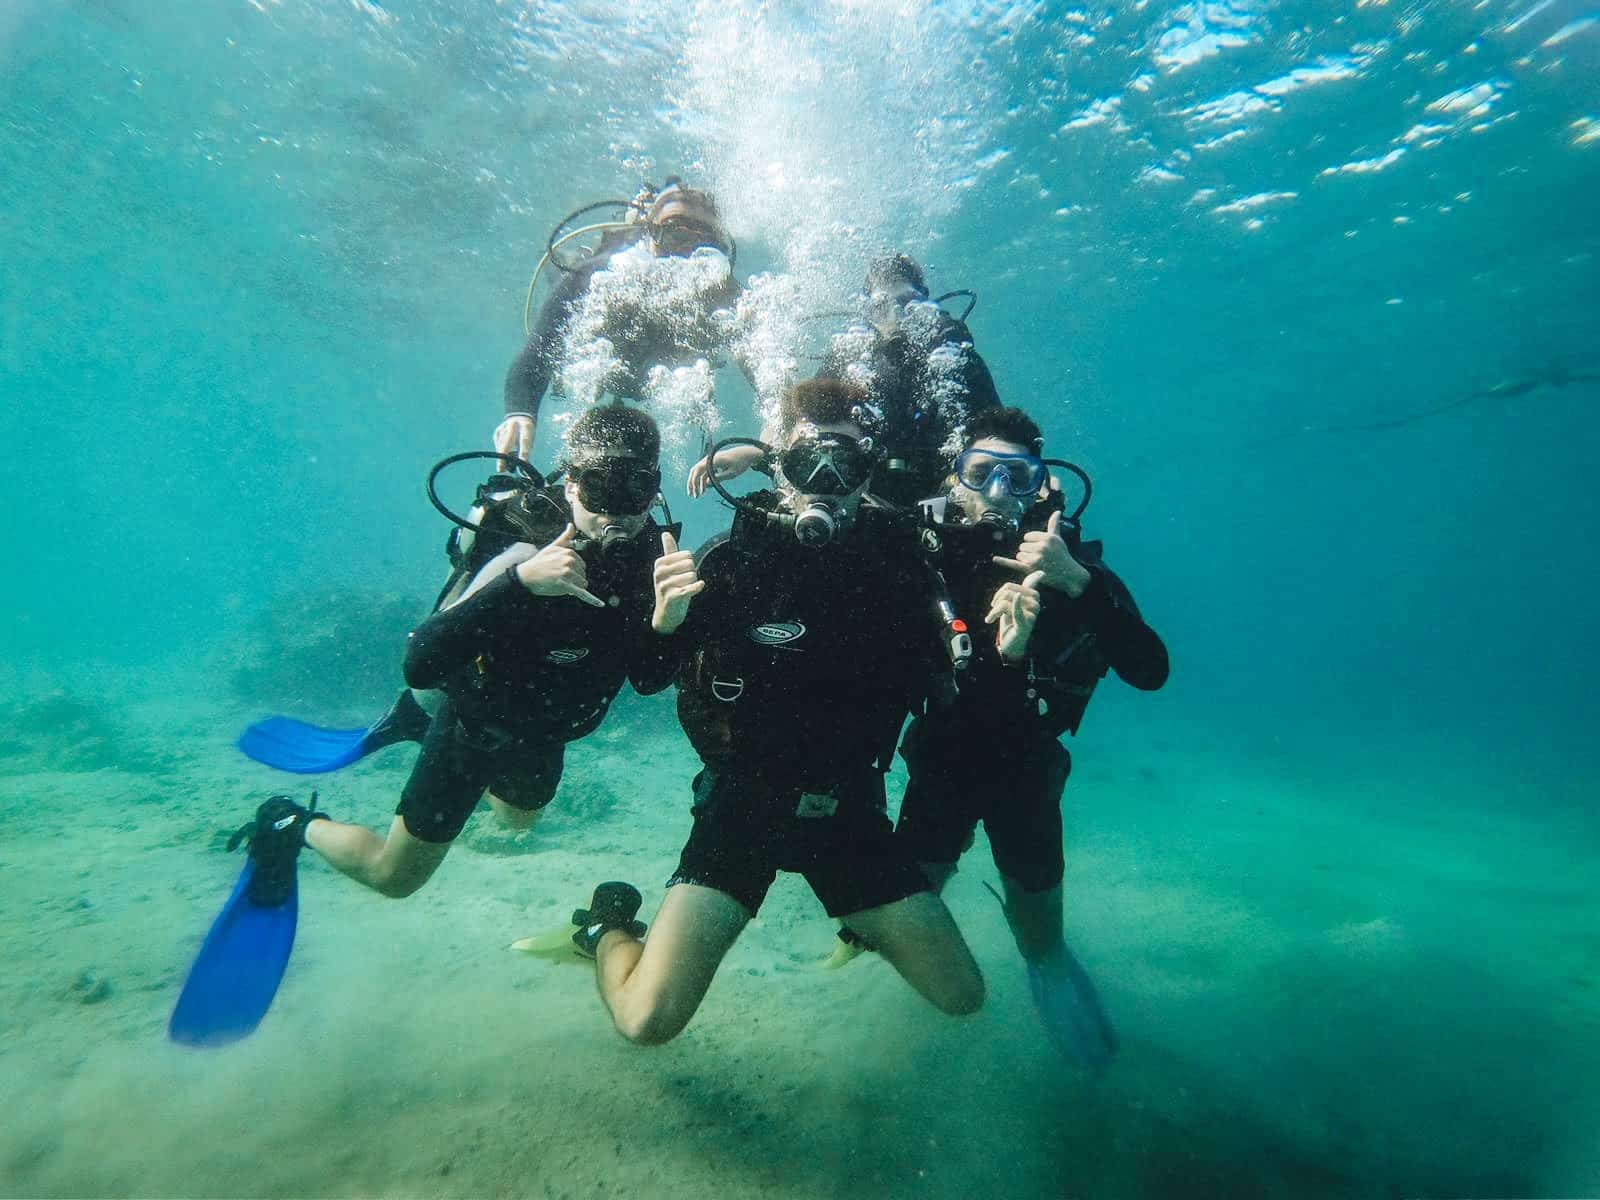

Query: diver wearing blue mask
left=839, top=405, right=1169, bottom=1077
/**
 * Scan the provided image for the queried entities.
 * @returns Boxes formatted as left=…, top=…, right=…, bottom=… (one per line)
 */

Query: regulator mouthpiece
left=793, top=504, right=840, bottom=547
left=978, top=509, right=1020, bottom=535
left=597, top=524, right=634, bottom=552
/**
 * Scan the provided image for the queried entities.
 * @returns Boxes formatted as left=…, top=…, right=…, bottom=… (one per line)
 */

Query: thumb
left=1047, top=509, right=1062, bottom=537
left=661, top=530, right=680, bottom=556
left=553, top=523, right=577, bottom=548
left=1024, top=570, right=1046, bottom=592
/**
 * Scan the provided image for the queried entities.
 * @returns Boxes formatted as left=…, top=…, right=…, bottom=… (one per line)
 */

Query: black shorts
left=666, top=767, right=931, bottom=918
left=894, top=717, right=1070, bottom=893
left=397, top=700, right=565, bottom=844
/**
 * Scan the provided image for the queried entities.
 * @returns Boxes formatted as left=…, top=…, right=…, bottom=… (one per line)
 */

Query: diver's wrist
left=1045, top=558, right=1091, bottom=598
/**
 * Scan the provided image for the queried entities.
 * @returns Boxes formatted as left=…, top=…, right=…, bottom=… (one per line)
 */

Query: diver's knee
left=488, top=792, right=544, bottom=831
left=375, top=873, right=426, bottom=899
left=938, top=969, right=986, bottom=1017
left=613, top=999, right=691, bottom=1046
left=372, top=853, right=440, bottom=899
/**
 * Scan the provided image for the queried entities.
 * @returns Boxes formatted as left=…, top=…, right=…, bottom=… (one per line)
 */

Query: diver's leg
left=998, top=878, right=1066, bottom=961
left=829, top=717, right=970, bottom=953
left=302, top=701, right=490, bottom=898
left=814, top=773, right=984, bottom=1016
left=919, top=861, right=959, bottom=893
left=304, top=815, right=449, bottom=899
left=595, top=882, right=750, bottom=1046
left=594, top=769, right=770, bottom=1045
left=895, top=716, right=979, bottom=894
left=486, top=796, right=543, bottom=831
left=985, top=737, right=1072, bottom=963
left=485, top=741, right=563, bottom=831
left=843, top=891, right=985, bottom=1016
left=987, top=740, right=1116, bottom=1072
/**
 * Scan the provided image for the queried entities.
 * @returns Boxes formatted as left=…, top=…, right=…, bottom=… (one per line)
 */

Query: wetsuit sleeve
left=961, top=343, right=1001, bottom=412
left=934, top=317, right=1000, bottom=412
left=1041, top=564, right=1169, bottom=691
left=403, top=569, right=540, bottom=689
left=502, top=265, right=592, bottom=418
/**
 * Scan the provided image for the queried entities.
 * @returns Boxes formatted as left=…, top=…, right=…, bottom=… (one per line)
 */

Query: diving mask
left=572, top=456, right=661, bottom=517
left=953, top=448, right=1047, bottom=505
left=649, top=216, right=732, bottom=259
left=778, top=433, right=876, bottom=497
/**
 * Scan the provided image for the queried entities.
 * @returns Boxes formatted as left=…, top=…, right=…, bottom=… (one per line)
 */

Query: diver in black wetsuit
left=257, top=406, right=684, bottom=899
left=561, top=379, right=987, bottom=1046
left=495, top=182, right=742, bottom=463
left=688, top=253, right=999, bottom=508
left=879, top=406, right=1168, bottom=1072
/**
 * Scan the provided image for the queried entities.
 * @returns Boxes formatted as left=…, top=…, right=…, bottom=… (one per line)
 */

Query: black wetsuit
left=665, top=500, right=944, bottom=917
left=896, top=502, right=1168, bottom=890
left=504, top=231, right=744, bottom=420
left=818, top=310, right=1000, bottom=507
left=396, top=508, right=675, bottom=843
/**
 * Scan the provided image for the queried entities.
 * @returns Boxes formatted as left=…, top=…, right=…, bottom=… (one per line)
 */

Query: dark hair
left=567, top=403, right=661, bottom=464
left=648, top=185, right=723, bottom=227
left=778, top=378, right=868, bottom=438
left=964, top=406, right=1043, bottom=453
left=865, top=253, right=928, bottom=297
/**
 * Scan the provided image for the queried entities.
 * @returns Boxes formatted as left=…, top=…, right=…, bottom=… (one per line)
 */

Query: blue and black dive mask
left=950, top=449, right=1093, bottom=535
left=953, top=448, right=1048, bottom=507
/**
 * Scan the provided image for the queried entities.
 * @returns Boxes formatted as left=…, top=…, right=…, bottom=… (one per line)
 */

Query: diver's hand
left=687, top=444, right=765, bottom=498
left=516, top=524, right=604, bottom=608
left=652, top=530, right=705, bottom=633
left=494, top=413, right=536, bottom=467
left=988, top=570, right=1045, bottom=661
left=992, top=511, right=1090, bottom=598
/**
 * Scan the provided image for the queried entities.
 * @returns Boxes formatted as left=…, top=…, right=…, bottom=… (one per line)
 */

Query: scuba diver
left=496, top=179, right=743, bottom=463
left=688, top=252, right=999, bottom=508
left=834, top=406, right=1168, bottom=1074
left=549, top=379, right=985, bottom=1045
left=274, top=406, right=683, bottom=895
left=173, top=405, right=692, bottom=1046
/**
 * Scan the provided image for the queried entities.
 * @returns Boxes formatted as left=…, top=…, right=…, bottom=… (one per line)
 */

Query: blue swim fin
left=238, top=688, right=429, bottom=774
left=1026, top=944, right=1119, bottom=1076
left=168, top=860, right=298, bottom=1047
left=168, top=794, right=324, bottom=1048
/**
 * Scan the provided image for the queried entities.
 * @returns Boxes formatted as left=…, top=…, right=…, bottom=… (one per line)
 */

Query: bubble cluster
left=820, top=299, right=979, bottom=455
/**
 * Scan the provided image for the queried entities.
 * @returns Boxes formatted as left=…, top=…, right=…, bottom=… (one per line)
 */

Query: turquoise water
left=2, top=2, right=1597, bottom=1197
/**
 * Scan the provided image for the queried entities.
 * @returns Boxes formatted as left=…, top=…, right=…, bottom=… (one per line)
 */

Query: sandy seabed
left=2, top=684, right=1597, bottom=1200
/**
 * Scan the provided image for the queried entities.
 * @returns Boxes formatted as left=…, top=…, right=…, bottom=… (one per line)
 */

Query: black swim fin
left=238, top=689, right=430, bottom=774
left=510, top=883, right=647, bottom=962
